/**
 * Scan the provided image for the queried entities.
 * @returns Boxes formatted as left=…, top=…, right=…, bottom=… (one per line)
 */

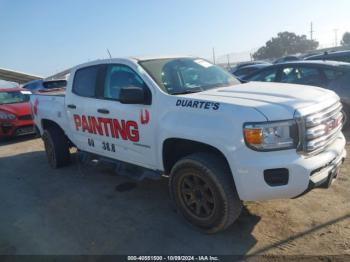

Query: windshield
left=0, top=91, right=30, bottom=105
left=139, top=58, right=240, bottom=94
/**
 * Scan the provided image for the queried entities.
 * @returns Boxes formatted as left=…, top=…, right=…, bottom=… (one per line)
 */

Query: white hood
left=187, top=82, right=339, bottom=120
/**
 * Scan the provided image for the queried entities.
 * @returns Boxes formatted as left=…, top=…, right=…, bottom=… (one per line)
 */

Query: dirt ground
left=0, top=134, right=349, bottom=256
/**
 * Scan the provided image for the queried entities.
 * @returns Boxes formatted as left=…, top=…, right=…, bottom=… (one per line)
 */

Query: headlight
left=0, top=111, right=16, bottom=120
left=243, top=120, right=298, bottom=151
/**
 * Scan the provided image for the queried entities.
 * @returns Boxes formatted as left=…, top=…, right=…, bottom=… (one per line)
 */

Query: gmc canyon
left=31, top=56, right=346, bottom=233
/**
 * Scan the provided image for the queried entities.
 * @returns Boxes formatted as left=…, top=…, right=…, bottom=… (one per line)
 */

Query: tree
left=341, top=32, right=350, bottom=46
left=253, top=32, right=319, bottom=60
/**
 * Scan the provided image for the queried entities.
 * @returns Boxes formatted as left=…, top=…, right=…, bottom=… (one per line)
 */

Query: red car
left=0, top=88, right=35, bottom=138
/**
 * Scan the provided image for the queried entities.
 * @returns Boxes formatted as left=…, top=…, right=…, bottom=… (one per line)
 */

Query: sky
left=0, top=0, right=349, bottom=78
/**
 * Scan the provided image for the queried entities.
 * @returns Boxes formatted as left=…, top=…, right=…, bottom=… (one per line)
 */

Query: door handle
left=97, top=108, right=110, bottom=114
left=67, top=104, right=76, bottom=109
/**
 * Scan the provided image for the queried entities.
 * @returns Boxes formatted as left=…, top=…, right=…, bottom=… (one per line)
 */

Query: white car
left=31, top=56, right=346, bottom=233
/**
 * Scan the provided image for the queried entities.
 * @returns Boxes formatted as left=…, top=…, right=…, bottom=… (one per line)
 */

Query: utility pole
left=227, top=54, right=230, bottom=68
left=334, top=29, right=339, bottom=47
left=212, top=47, right=216, bottom=64
left=310, top=22, right=314, bottom=40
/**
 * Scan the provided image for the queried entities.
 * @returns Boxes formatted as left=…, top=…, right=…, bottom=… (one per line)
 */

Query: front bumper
left=229, top=133, right=346, bottom=201
left=300, top=149, right=346, bottom=193
left=0, top=120, right=35, bottom=138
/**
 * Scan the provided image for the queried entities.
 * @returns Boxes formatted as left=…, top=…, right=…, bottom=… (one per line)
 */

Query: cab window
left=73, top=66, right=99, bottom=97
left=103, top=64, right=146, bottom=100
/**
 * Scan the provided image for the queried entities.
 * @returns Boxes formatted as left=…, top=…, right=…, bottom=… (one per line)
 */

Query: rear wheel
left=42, top=127, right=70, bottom=168
left=169, top=153, right=242, bottom=233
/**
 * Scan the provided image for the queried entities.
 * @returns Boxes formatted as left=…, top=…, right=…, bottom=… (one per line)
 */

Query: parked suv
left=305, top=50, right=350, bottom=63
left=231, top=64, right=270, bottom=80
left=243, top=60, right=350, bottom=128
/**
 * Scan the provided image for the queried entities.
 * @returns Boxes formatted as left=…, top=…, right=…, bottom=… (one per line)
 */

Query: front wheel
left=169, top=153, right=242, bottom=233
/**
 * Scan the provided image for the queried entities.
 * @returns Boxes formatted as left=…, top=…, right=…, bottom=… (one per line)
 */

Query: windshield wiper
left=202, top=83, right=231, bottom=89
left=170, top=90, right=202, bottom=95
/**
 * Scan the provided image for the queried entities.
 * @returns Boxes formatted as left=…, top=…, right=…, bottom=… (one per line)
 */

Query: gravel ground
left=0, top=134, right=349, bottom=256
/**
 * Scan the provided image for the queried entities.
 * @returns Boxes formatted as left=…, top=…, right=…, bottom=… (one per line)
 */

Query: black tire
left=342, top=104, right=350, bottom=130
left=42, top=127, right=70, bottom=168
left=34, top=125, right=41, bottom=138
left=169, top=152, right=242, bottom=233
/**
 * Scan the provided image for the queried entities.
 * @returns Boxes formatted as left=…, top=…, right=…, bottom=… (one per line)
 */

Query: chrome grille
left=299, top=101, right=343, bottom=154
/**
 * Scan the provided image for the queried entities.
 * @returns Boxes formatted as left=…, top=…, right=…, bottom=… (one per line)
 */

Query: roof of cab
left=71, top=55, right=197, bottom=71
left=131, top=55, right=194, bottom=61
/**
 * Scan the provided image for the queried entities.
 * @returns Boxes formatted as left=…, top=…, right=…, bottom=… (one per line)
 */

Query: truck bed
left=30, top=91, right=69, bottom=135
left=33, top=88, right=66, bottom=97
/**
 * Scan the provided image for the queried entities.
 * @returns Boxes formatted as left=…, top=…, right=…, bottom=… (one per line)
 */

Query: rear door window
left=72, top=66, right=99, bottom=97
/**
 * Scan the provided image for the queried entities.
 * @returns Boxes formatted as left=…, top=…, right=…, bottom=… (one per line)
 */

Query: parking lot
left=0, top=134, right=349, bottom=256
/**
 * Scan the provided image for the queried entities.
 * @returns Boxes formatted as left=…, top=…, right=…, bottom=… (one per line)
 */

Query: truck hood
left=187, top=82, right=339, bottom=120
left=0, top=102, right=32, bottom=116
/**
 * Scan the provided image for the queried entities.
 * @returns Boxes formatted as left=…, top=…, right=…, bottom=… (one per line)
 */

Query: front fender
left=156, top=100, right=267, bottom=196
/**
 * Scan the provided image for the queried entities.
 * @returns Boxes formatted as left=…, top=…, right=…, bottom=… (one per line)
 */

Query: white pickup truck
left=31, top=56, right=346, bottom=233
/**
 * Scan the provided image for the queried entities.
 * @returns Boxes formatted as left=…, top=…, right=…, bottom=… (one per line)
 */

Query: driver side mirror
left=119, top=86, right=146, bottom=104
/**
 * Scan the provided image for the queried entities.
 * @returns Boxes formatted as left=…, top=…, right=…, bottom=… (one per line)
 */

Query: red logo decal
left=73, top=114, right=140, bottom=142
left=33, top=99, right=39, bottom=115
left=140, top=109, right=150, bottom=125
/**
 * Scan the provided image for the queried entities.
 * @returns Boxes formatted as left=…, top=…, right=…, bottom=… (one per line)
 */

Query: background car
left=22, top=79, right=67, bottom=93
left=274, top=55, right=300, bottom=64
left=242, top=60, right=350, bottom=128
left=305, top=50, right=350, bottom=63
left=0, top=80, right=19, bottom=88
left=0, top=88, right=35, bottom=138
left=230, top=61, right=270, bottom=74
left=231, top=64, right=270, bottom=80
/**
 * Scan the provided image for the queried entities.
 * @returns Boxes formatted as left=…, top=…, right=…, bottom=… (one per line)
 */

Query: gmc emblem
left=325, top=114, right=342, bottom=134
